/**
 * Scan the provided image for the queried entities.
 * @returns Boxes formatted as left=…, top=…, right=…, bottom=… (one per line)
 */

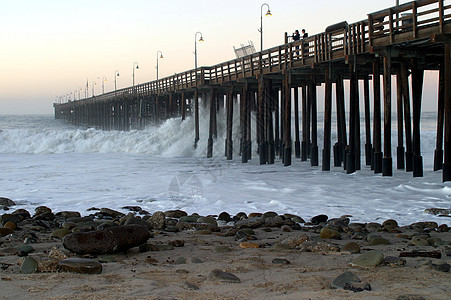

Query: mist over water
left=0, top=111, right=449, bottom=226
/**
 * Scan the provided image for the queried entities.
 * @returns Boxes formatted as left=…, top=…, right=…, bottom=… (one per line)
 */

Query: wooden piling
left=294, top=86, right=301, bottom=158
left=396, top=68, right=405, bottom=169
left=373, top=60, right=383, bottom=173
left=194, top=88, right=200, bottom=148
left=382, top=54, right=393, bottom=176
left=207, top=88, right=215, bottom=158
left=226, top=87, right=234, bottom=160
left=301, top=84, right=308, bottom=161
left=401, top=62, right=413, bottom=172
left=322, top=65, right=332, bottom=171
left=364, top=76, right=372, bottom=166
left=284, top=72, right=292, bottom=166
left=443, top=43, right=451, bottom=182
left=347, top=63, right=358, bottom=174
left=434, top=63, right=445, bottom=171
left=310, top=77, right=318, bottom=166
left=411, top=61, right=424, bottom=177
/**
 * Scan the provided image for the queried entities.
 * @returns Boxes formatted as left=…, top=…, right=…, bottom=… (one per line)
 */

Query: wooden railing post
left=389, top=8, right=394, bottom=44
left=439, top=0, right=444, bottom=34
left=412, top=1, right=418, bottom=39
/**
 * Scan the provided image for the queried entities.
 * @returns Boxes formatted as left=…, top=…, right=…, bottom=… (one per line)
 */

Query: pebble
left=214, top=246, right=232, bottom=253
left=343, top=281, right=371, bottom=292
left=208, top=269, right=241, bottom=283
left=235, top=217, right=264, bottom=229
left=179, top=215, right=199, bottom=223
left=342, top=242, right=361, bottom=253
left=3, top=221, right=17, bottom=230
left=149, top=244, right=174, bottom=251
left=164, top=210, right=187, bottom=218
left=17, top=245, right=34, bottom=256
left=191, top=257, right=203, bottom=263
left=350, top=250, right=384, bottom=268
left=174, top=257, right=187, bottom=264
left=197, top=217, right=217, bottom=226
left=58, top=258, right=102, bottom=274
left=218, top=212, right=231, bottom=222
left=383, top=256, right=406, bottom=267
left=50, top=228, right=72, bottom=238
left=0, top=228, right=14, bottom=236
left=425, top=259, right=450, bottom=272
left=330, top=271, right=361, bottom=289
left=410, top=236, right=429, bottom=246
left=99, top=208, right=124, bottom=218
left=1, top=214, right=21, bottom=225
left=239, top=241, right=259, bottom=249
left=272, top=258, right=290, bottom=265
left=20, top=256, right=38, bottom=274
left=168, top=240, right=185, bottom=247
left=183, top=281, right=199, bottom=290
left=148, top=211, right=166, bottom=230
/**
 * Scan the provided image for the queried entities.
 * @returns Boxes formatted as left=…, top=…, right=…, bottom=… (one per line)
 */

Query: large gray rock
left=330, top=271, right=361, bottom=289
left=235, top=217, right=264, bottom=229
left=350, top=250, right=384, bottom=268
left=63, top=225, right=151, bottom=255
left=0, top=197, right=15, bottom=207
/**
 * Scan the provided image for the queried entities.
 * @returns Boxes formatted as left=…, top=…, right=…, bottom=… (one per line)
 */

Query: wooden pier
left=54, top=0, right=451, bottom=182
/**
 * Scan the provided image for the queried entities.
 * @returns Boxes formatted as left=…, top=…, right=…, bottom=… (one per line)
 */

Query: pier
left=54, top=0, right=451, bottom=182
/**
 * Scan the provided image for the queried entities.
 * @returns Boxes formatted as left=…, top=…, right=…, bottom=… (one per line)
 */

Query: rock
left=283, top=214, right=305, bottom=223
left=343, top=281, right=371, bottom=292
left=121, top=206, right=142, bottom=212
left=365, top=222, right=381, bottom=232
left=410, top=221, right=438, bottom=229
left=342, top=242, right=361, bottom=253
left=197, top=217, right=217, bottom=226
left=183, top=281, right=199, bottom=290
left=214, top=246, right=232, bottom=253
left=11, top=209, right=31, bottom=219
left=3, top=221, right=16, bottom=230
left=51, top=229, right=72, bottom=239
left=0, top=228, right=14, bottom=237
left=62, top=225, right=151, bottom=255
left=179, top=215, right=199, bottom=223
left=33, top=212, right=55, bottom=221
left=239, top=241, right=259, bottom=249
left=411, top=236, right=429, bottom=246
left=147, top=211, right=166, bottom=230
left=384, top=256, right=406, bottom=267
left=350, top=250, right=384, bottom=268
left=1, top=214, right=21, bottom=225
left=55, top=211, right=81, bottom=218
left=426, top=260, right=450, bottom=272
left=176, top=221, right=219, bottom=232
left=0, top=197, right=15, bottom=207
left=99, top=208, right=124, bottom=218
left=174, top=257, right=187, bottom=264
left=20, top=257, right=38, bottom=274
left=382, top=219, right=398, bottom=227
left=281, top=225, right=293, bottom=232
left=311, top=214, right=328, bottom=225
left=281, top=234, right=309, bottom=248
left=191, top=257, right=203, bottom=263
left=164, top=210, right=187, bottom=218
left=264, top=216, right=284, bottom=227
left=235, top=217, right=264, bottom=229
left=330, top=271, right=361, bottom=289
left=34, top=206, right=52, bottom=216
left=272, top=258, right=290, bottom=265
left=424, top=208, right=451, bottom=215
left=58, top=258, right=102, bottom=274
left=273, top=243, right=293, bottom=251
left=369, top=237, right=391, bottom=246
left=124, top=216, right=150, bottom=229
left=168, top=240, right=185, bottom=247
left=218, top=212, right=231, bottom=222
left=48, top=247, right=69, bottom=260
left=262, top=211, right=278, bottom=219
left=320, top=227, right=341, bottom=239
left=208, top=269, right=240, bottom=283
left=194, top=229, right=211, bottom=235
left=17, top=245, right=34, bottom=256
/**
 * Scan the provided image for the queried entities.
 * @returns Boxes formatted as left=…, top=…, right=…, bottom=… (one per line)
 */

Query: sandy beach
left=0, top=203, right=450, bottom=300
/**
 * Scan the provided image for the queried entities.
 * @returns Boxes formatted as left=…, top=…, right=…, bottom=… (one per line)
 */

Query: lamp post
left=102, top=76, right=107, bottom=94
left=194, top=32, right=204, bottom=70
left=114, top=70, right=120, bottom=92
left=78, top=87, right=82, bottom=100
left=132, top=62, right=139, bottom=86
left=92, top=81, right=97, bottom=97
left=156, top=51, right=164, bottom=81
left=259, top=3, right=272, bottom=51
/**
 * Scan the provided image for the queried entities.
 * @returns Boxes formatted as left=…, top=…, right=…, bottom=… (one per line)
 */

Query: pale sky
left=0, top=0, right=439, bottom=114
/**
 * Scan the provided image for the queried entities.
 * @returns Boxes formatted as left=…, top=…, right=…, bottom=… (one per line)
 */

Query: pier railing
left=56, top=0, right=450, bottom=106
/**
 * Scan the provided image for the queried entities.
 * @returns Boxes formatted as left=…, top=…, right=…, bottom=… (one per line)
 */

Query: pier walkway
left=54, top=0, right=451, bottom=182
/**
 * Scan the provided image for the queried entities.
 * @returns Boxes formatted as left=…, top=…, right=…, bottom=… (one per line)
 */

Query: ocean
left=0, top=109, right=449, bottom=226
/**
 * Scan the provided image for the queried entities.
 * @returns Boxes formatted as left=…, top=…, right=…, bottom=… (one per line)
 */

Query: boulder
left=58, top=258, right=102, bottom=274
left=62, top=225, right=151, bottom=255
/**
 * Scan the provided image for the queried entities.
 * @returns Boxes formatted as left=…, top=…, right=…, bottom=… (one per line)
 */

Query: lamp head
left=117, top=72, right=120, bottom=76
left=266, top=9, right=271, bottom=16
left=136, top=65, right=139, bottom=69
left=199, top=36, right=204, bottom=42
left=160, top=54, right=164, bottom=59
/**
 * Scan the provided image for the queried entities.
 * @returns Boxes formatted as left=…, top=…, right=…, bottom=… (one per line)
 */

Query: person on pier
left=302, top=29, right=308, bottom=55
left=292, top=30, right=300, bottom=56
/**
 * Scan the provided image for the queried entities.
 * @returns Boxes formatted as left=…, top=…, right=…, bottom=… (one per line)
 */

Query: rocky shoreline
left=0, top=197, right=450, bottom=299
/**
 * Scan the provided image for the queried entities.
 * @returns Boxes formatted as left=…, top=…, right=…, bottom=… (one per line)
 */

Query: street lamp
left=259, top=3, right=272, bottom=51
left=132, top=62, right=139, bottom=86
left=114, top=70, right=120, bottom=92
left=194, top=32, right=204, bottom=70
left=102, top=76, right=107, bottom=94
left=156, top=51, right=164, bottom=81
left=92, top=81, right=97, bottom=97
left=78, top=87, right=82, bottom=100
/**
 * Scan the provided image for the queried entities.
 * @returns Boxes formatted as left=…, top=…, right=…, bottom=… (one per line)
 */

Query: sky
left=0, top=0, right=440, bottom=114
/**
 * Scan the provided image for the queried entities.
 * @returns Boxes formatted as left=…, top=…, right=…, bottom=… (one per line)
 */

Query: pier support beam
left=335, top=75, right=347, bottom=167
left=322, top=65, right=332, bottom=171
left=241, top=83, right=249, bottom=163
left=401, top=62, right=413, bottom=172
left=364, top=76, right=372, bottom=166
left=284, top=72, right=292, bottom=166
left=301, top=84, right=308, bottom=161
left=194, top=88, right=200, bottom=148
left=411, top=61, right=424, bottom=177
left=310, top=77, right=318, bottom=166
left=434, top=63, right=445, bottom=171
left=207, top=88, right=216, bottom=158
left=396, top=68, right=405, bottom=169
left=444, top=43, right=451, bottom=182
left=382, top=53, right=393, bottom=176
left=225, top=87, right=234, bottom=160
left=294, top=86, right=301, bottom=158
left=257, top=76, right=267, bottom=164
left=347, top=63, right=358, bottom=174
left=373, top=60, right=383, bottom=173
